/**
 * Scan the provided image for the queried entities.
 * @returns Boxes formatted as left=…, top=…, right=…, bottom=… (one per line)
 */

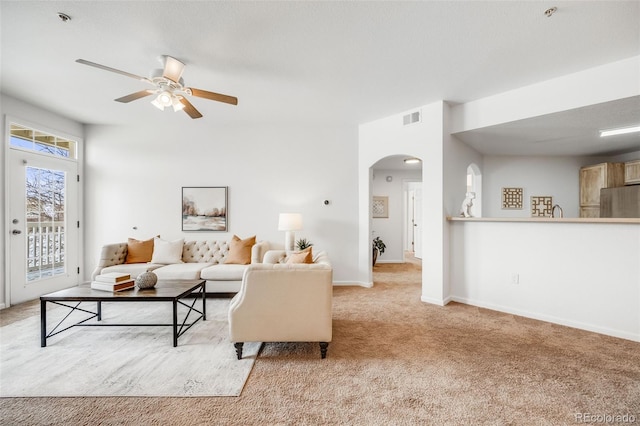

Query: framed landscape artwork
left=182, top=187, right=228, bottom=231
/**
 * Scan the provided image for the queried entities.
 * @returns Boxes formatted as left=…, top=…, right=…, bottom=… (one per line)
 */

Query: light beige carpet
left=0, top=298, right=259, bottom=397
left=1, top=260, right=639, bottom=425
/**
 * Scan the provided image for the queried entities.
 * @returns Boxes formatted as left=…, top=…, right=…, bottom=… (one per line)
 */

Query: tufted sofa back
left=93, top=240, right=270, bottom=276
left=182, top=240, right=269, bottom=264
left=96, top=243, right=128, bottom=268
left=182, top=240, right=230, bottom=264
left=96, top=241, right=233, bottom=266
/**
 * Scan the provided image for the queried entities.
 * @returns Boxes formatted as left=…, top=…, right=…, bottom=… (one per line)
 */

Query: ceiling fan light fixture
left=76, top=56, right=237, bottom=119
left=157, top=91, right=173, bottom=107
left=151, top=97, right=165, bottom=110
left=172, top=96, right=185, bottom=112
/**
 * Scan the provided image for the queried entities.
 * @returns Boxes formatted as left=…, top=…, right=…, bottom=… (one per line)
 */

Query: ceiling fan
left=76, top=56, right=238, bottom=119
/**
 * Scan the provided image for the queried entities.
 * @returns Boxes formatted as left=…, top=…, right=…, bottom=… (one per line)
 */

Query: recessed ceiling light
left=600, top=125, right=640, bottom=138
left=404, top=158, right=421, bottom=164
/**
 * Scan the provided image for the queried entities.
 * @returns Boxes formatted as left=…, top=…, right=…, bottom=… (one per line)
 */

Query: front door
left=8, top=126, right=80, bottom=305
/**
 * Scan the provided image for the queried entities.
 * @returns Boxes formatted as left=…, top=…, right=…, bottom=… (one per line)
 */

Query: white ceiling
left=1, top=1, right=639, bottom=157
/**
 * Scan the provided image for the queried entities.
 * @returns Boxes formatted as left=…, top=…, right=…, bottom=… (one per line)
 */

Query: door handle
left=12, top=229, right=22, bottom=235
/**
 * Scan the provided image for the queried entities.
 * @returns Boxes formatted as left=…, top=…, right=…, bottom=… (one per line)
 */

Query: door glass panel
left=25, top=166, right=66, bottom=282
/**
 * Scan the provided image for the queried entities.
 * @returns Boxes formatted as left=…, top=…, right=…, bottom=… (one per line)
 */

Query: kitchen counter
left=447, top=217, right=640, bottom=224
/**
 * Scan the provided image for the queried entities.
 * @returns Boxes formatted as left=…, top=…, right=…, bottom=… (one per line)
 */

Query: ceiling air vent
left=403, top=111, right=421, bottom=126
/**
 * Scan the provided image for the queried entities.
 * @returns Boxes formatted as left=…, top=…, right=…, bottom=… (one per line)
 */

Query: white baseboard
left=450, top=296, right=640, bottom=343
left=0, top=303, right=6, bottom=310
left=420, top=295, right=450, bottom=306
left=333, top=281, right=373, bottom=288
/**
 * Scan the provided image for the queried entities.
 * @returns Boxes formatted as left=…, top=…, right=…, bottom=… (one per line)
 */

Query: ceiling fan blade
left=76, top=59, right=150, bottom=82
left=115, top=90, right=154, bottom=103
left=162, top=56, right=185, bottom=83
left=179, top=98, right=203, bottom=119
left=189, top=88, right=238, bottom=105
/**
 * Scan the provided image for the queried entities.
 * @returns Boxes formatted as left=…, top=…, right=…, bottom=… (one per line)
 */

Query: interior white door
left=8, top=149, right=80, bottom=304
left=413, top=185, right=423, bottom=259
left=406, top=189, right=415, bottom=252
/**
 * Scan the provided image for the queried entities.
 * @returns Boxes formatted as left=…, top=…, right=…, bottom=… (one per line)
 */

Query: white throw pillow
left=150, top=237, right=184, bottom=264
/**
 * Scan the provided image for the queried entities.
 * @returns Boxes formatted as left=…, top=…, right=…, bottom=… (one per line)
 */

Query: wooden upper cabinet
left=625, top=160, right=640, bottom=185
left=579, top=162, right=624, bottom=217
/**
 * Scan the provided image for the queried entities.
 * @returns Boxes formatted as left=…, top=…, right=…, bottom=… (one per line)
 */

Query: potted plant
left=295, top=238, right=313, bottom=250
left=372, top=236, right=386, bottom=266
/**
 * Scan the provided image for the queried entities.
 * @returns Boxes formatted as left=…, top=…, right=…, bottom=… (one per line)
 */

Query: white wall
left=84, top=120, right=360, bottom=283
left=595, top=150, right=640, bottom=164
left=480, top=153, right=640, bottom=218
left=359, top=101, right=448, bottom=303
left=482, top=156, right=585, bottom=218
left=445, top=135, right=484, bottom=217
left=371, top=168, right=421, bottom=262
left=449, top=221, right=640, bottom=341
left=451, top=55, right=640, bottom=133
left=1, top=95, right=84, bottom=308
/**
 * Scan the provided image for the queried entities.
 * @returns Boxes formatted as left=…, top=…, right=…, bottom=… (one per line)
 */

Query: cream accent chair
left=229, top=250, right=333, bottom=359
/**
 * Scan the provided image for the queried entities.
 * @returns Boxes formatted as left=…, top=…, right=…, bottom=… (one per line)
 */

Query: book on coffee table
left=91, top=279, right=135, bottom=292
left=94, top=272, right=131, bottom=283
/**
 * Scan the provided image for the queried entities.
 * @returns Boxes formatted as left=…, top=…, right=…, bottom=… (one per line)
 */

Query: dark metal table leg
left=40, top=299, right=47, bottom=347
left=202, top=282, right=206, bottom=321
left=97, top=301, right=102, bottom=321
left=173, top=300, right=178, bottom=347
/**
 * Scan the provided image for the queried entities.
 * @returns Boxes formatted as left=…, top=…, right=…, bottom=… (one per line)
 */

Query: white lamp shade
left=278, top=213, right=302, bottom=231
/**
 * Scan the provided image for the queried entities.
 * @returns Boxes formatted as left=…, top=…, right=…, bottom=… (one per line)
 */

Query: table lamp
left=278, top=213, right=302, bottom=252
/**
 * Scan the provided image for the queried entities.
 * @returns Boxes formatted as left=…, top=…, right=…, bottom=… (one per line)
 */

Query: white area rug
left=0, top=298, right=260, bottom=397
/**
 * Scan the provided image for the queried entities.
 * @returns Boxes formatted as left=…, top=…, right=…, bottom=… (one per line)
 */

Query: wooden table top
left=40, top=279, right=206, bottom=302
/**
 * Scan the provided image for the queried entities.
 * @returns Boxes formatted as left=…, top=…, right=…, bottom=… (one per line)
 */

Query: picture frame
left=372, top=196, right=389, bottom=218
left=182, top=186, right=228, bottom=231
left=530, top=195, right=553, bottom=217
left=501, top=187, right=523, bottom=210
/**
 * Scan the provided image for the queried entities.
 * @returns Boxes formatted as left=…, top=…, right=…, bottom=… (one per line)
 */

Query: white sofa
left=91, top=240, right=270, bottom=293
left=229, top=250, right=333, bottom=359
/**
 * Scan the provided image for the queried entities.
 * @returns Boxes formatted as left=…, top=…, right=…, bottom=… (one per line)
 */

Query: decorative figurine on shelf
left=459, top=192, right=476, bottom=218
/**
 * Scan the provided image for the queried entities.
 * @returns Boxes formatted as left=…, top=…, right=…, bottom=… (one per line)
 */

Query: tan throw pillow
left=224, top=235, right=256, bottom=265
left=125, top=237, right=155, bottom=264
left=286, top=246, right=313, bottom=264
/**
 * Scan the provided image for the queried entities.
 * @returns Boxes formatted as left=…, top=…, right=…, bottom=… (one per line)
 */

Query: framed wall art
left=501, top=187, right=523, bottom=209
left=182, top=186, right=228, bottom=231
left=372, top=196, right=389, bottom=218
left=530, top=195, right=553, bottom=217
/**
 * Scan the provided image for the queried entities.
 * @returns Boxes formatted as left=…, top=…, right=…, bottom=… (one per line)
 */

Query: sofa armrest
left=251, top=241, right=270, bottom=263
left=91, top=242, right=128, bottom=280
left=263, top=249, right=286, bottom=264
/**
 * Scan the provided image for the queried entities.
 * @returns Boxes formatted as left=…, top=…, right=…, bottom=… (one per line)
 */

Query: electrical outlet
left=511, top=273, right=520, bottom=285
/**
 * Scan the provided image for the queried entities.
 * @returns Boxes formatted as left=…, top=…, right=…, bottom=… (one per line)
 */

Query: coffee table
left=40, top=279, right=206, bottom=347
